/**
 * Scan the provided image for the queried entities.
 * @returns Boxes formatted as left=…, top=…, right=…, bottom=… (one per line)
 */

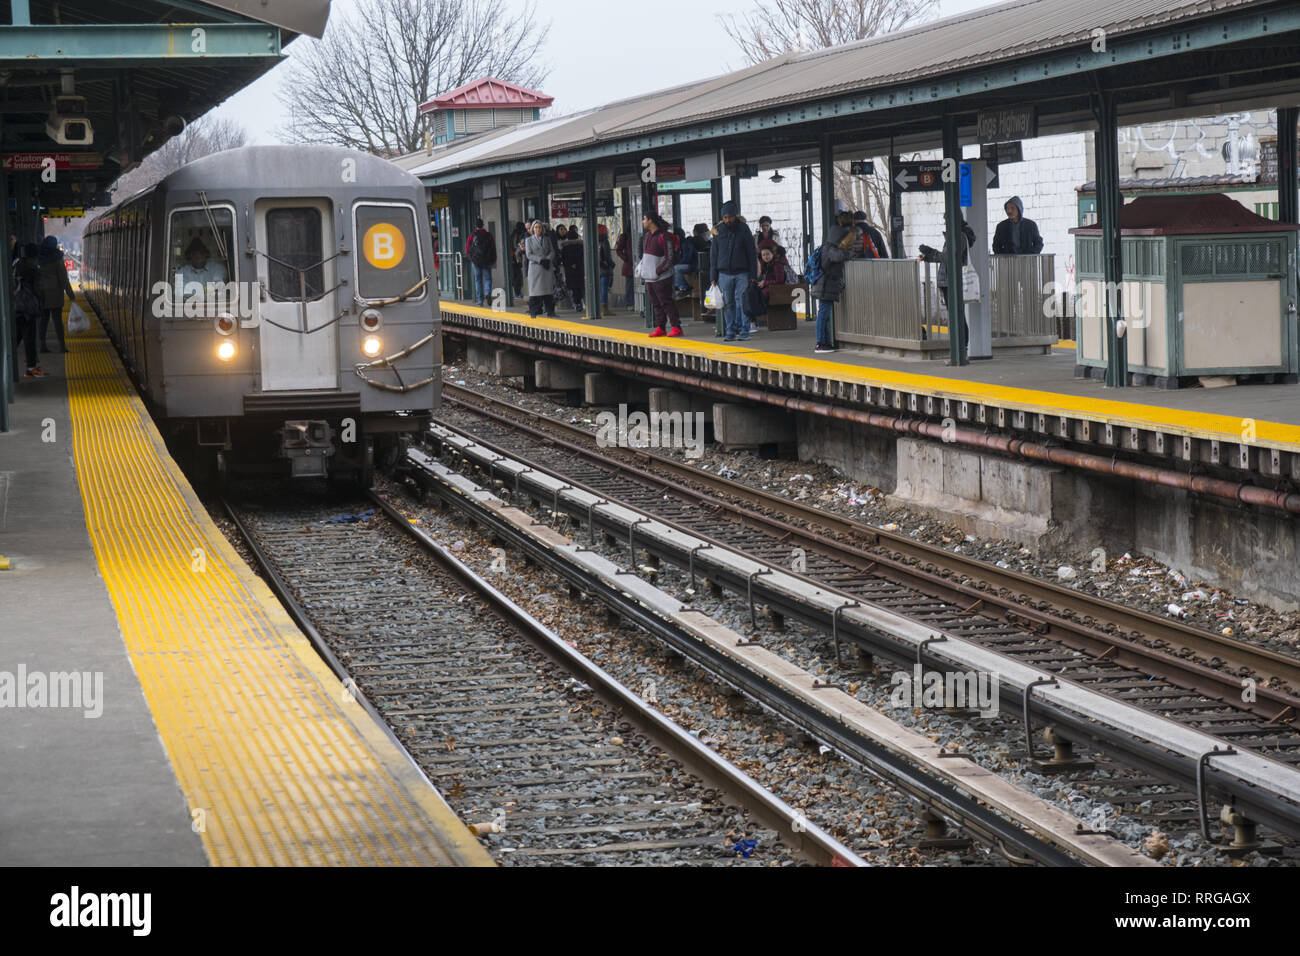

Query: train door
left=254, top=199, right=338, bottom=390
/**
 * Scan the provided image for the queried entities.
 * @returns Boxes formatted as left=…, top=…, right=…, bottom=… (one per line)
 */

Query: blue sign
left=959, top=163, right=971, bottom=207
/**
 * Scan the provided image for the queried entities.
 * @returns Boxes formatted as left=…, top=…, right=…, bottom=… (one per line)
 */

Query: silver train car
left=82, top=145, right=440, bottom=484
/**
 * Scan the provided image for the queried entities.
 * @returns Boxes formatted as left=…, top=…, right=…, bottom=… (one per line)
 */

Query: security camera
left=46, top=95, right=93, bottom=146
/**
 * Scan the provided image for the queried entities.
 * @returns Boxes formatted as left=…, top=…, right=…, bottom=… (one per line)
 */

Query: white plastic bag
left=704, top=283, right=725, bottom=310
left=67, top=302, right=90, bottom=335
left=960, top=265, right=980, bottom=301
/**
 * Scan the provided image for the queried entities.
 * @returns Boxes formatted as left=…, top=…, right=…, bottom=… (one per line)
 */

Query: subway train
left=82, top=145, right=440, bottom=485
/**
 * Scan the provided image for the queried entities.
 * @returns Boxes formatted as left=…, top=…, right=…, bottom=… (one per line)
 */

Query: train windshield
left=169, top=207, right=234, bottom=294
left=353, top=203, right=424, bottom=301
left=266, top=207, right=326, bottom=302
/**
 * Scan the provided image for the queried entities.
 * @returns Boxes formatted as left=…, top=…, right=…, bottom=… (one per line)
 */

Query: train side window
left=266, top=207, right=325, bottom=302
left=353, top=203, right=423, bottom=302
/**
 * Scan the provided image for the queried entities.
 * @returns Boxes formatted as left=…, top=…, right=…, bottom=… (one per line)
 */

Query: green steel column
left=642, top=180, right=657, bottom=329
left=671, top=192, right=682, bottom=230
left=819, top=134, right=835, bottom=346
left=1279, top=107, right=1298, bottom=225
left=1097, top=89, right=1127, bottom=387
left=729, top=175, right=741, bottom=215
left=709, top=179, right=723, bottom=225
left=889, top=155, right=904, bottom=258
left=943, top=115, right=967, bottom=366
left=620, top=186, right=632, bottom=311
left=584, top=169, right=600, bottom=321
left=11, top=0, right=30, bottom=25
left=1, top=133, right=12, bottom=425
left=499, top=182, right=513, bottom=309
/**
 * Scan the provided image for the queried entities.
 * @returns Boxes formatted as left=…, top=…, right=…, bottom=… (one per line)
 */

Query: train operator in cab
left=177, top=237, right=228, bottom=288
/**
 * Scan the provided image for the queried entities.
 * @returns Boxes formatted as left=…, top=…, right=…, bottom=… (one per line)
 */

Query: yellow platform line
left=444, top=302, right=1300, bottom=451
left=64, top=317, right=493, bottom=867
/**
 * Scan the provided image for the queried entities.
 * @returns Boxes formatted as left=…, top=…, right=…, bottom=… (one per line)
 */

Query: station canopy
left=0, top=0, right=331, bottom=210
left=406, top=0, right=1300, bottom=186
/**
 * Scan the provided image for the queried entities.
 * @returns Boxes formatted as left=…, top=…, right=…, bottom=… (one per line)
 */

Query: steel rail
left=421, top=421, right=1300, bottom=841
left=404, top=454, right=1089, bottom=866
left=443, top=384, right=1300, bottom=711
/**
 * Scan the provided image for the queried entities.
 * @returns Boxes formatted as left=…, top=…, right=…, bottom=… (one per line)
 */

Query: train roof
left=161, top=145, right=423, bottom=192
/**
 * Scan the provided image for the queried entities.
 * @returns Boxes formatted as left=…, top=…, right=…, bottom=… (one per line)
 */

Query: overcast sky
left=215, top=0, right=1005, bottom=143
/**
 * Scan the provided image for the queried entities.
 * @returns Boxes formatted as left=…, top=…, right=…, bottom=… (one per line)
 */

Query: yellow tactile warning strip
left=64, top=316, right=493, bottom=867
left=443, top=302, right=1300, bottom=452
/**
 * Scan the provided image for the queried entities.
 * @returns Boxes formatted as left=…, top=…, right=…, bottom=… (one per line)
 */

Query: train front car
left=140, top=145, right=438, bottom=485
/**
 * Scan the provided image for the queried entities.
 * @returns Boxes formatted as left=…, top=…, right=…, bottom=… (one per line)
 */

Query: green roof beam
left=0, top=23, right=281, bottom=65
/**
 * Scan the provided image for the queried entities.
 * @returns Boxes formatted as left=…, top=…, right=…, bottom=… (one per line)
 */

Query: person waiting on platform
left=38, top=234, right=75, bottom=354
left=615, top=228, right=636, bottom=312
left=14, top=242, right=46, bottom=378
left=852, top=210, right=891, bottom=259
left=810, top=214, right=858, bottom=354
left=597, top=225, right=614, bottom=311
left=560, top=224, right=586, bottom=313
left=757, top=239, right=790, bottom=290
left=509, top=220, right=528, bottom=298
left=754, top=215, right=779, bottom=251
left=465, top=218, right=497, bottom=306
left=710, top=201, right=757, bottom=342
left=918, top=214, right=976, bottom=351
left=524, top=220, right=559, bottom=318
left=640, top=213, right=681, bottom=338
left=177, top=237, right=228, bottom=288
left=992, top=196, right=1043, bottom=255
left=673, top=223, right=710, bottom=300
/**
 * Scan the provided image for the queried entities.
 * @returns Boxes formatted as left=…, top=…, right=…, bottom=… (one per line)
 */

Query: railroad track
left=401, top=449, right=1162, bottom=866
left=220, top=487, right=858, bottom=867
left=426, top=390, right=1300, bottom=846
left=442, top=384, right=1300, bottom=705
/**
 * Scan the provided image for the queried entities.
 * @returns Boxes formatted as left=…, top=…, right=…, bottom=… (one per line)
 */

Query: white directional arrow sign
left=892, top=161, right=945, bottom=192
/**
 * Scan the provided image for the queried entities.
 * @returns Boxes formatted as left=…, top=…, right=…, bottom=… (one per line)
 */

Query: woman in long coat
left=524, top=221, right=558, bottom=317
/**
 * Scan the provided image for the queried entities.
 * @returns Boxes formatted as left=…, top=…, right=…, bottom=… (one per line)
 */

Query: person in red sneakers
left=639, top=213, right=682, bottom=338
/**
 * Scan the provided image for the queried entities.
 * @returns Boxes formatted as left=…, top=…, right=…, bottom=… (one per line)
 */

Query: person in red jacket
left=465, top=219, right=497, bottom=306
left=639, top=213, right=681, bottom=337
left=615, top=229, right=635, bottom=311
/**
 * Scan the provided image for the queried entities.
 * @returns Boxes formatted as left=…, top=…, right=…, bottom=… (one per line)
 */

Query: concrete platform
left=0, top=314, right=493, bottom=867
left=440, top=299, right=1300, bottom=609
left=443, top=300, right=1300, bottom=449
left=0, top=349, right=207, bottom=866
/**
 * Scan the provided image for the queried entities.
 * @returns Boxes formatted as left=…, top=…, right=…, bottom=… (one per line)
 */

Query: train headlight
left=362, top=335, right=383, bottom=358
left=360, top=308, right=383, bottom=332
left=217, top=340, right=237, bottom=362
left=214, top=313, right=236, bottom=336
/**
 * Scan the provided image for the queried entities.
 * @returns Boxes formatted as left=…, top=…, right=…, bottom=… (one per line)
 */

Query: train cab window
left=169, top=207, right=234, bottom=290
left=353, top=203, right=423, bottom=301
left=266, top=207, right=325, bottom=302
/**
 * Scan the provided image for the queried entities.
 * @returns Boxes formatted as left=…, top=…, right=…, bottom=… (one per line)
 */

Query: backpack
left=803, top=246, right=824, bottom=285
left=468, top=230, right=493, bottom=267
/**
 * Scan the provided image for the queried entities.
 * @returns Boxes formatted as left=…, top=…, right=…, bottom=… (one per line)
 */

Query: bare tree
left=280, top=0, right=552, bottom=156
left=106, top=115, right=249, bottom=203
left=719, top=0, right=939, bottom=239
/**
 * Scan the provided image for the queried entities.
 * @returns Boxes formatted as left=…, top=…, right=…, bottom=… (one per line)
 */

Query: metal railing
left=838, top=259, right=948, bottom=350
left=989, top=254, right=1055, bottom=339
left=437, top=252, right=463, bottom=301
left=836, top=255, right=1057, bottom=353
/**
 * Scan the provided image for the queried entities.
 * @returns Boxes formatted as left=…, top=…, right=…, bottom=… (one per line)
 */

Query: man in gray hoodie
left=992, top=196, right=1044, bottom=255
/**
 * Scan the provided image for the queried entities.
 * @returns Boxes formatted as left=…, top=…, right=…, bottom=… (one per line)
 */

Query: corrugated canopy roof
left=407, top=0, right=1293, bottom=182
left=199, top=1, right=332, bottom=38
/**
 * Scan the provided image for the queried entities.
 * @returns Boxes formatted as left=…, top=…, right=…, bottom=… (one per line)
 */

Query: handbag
left=961, top=264, right=980, bottom=301
left=742, top=281, right=768, bottom=318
